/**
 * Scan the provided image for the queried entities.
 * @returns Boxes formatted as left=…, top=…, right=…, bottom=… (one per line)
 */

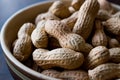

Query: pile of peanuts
left=12, top=0, right=120, bottom=80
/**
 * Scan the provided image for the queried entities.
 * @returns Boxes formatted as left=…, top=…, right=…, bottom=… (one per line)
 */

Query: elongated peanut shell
left=18, top=23, right=35, bottom=38
left=109, top=48, right=120, bottom=63
left=33, top=48, right=84, bottom=69
left=84, top=46, right=109, bottom=69
left=59, top=70, right=89, bottom=80
left=88, top=63, right=120, bottom=80
left=45, top=20, right=85, bottom=52
left=41, top=70, right=89, bottom=80
left=73, top=0, right=99, bottom=40
left=13, top=35, right=33, bottom=61
left=31, top=20, right=48, bottom=48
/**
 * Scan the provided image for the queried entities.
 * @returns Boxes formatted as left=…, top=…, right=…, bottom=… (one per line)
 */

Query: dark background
left=0, top=0, right=119, bottom=80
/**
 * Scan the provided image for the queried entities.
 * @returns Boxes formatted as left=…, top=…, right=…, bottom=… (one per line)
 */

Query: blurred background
left=0, top=0, right=119, bottom=80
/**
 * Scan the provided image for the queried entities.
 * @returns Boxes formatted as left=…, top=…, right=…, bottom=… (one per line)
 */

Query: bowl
left=1, top=0, right=120, bottom=80
left=0, top=0, right=63, bottom=80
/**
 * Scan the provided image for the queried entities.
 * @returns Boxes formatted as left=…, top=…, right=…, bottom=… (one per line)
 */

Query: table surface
left=0, top=0, right=119, bottom=80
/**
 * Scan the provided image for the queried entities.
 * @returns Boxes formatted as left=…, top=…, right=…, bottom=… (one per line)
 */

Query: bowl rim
left=0, top=0, right=60, bottom=80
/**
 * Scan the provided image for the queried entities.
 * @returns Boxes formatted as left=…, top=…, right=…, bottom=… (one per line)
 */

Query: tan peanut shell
left=84, top=46, right=109, bottom=69
left=71, top=0, right=84, bottom=11
left=49, top=1, right=71, bottom=19
left=13, top=35, right=33, bottom=61
left=35, top=12, right=60, bottom=25
left=41, top=69, right=60, bottom=78
left=45, top=20, right=86, bottom=52
left=31, top=20, right=48, bottom=48
left=41, top=69, right=89, bottom=80
left=73, top=0, right=99, bottom=40
left=96, top=9, right=111, bottom=21
left=59, top=70, right=89, bottom=80
left=33, top=48, right=84, bottom=69
left=17, top=23, right=35, bottom=38
left=103, top=17, right=120, bottom=35
left=109, top=48, right=120, bottom=63
left=13, top=22, right=35, bottom=61
left=88, top=63, right=120, bottom=80
left=61, top=11, right=78, bottom=31
left=92, top=20, right=108, bottom=47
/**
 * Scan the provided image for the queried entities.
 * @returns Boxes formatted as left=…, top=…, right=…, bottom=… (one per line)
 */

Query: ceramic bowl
left=1, top=0, right=120, bottom=80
